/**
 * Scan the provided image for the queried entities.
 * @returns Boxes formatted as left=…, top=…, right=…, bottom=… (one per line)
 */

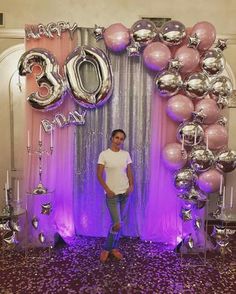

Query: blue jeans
left=103, top=193, right=130, bottom=251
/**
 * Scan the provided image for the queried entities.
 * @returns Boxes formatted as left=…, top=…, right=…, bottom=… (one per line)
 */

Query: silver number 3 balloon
left=64, top=46, right=113, bottom=108
left=18, top=48, right=65, bottom=111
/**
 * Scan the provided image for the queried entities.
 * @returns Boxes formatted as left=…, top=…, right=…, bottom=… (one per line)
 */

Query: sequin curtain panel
left=74, top=28, right=153, bottom=237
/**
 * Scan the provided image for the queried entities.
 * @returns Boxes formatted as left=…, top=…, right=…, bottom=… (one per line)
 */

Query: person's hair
left=111, top=129, right=126, bottom=140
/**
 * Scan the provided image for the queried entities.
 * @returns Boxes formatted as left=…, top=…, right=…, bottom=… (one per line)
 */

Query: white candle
left=17, top=180, right=20, bottom=202
left=50, top=129, right=53, bottom=148
left=206, top=135, right=209, bottom=150
left=230, top=186, right=234, bottom=208
left=27, top=130, right=30, bottom=148
left=222, top=186, right=226, bottom=209
left=39, top=125, right=42, bottom=142
left=220, top=175, right=223, bottom=195
left=194, top=128, right=197, bottom=145
left=181, top=134, right=185, bottom=150
left=5, top=183, right=8, bottom=205
left=6, top=170, right=9, bottom=190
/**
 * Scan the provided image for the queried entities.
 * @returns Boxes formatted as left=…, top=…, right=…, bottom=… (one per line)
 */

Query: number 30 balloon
left=64, top=46, right=113, bottom=108
left=18, top=48, right=65, bottom=111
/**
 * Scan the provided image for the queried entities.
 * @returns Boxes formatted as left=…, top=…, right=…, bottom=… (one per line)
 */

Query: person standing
left=97, top=129, right=134, bottom=263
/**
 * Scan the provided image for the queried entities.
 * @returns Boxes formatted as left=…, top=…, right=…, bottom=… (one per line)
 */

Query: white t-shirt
left=98, top=148, right=132, bottom=195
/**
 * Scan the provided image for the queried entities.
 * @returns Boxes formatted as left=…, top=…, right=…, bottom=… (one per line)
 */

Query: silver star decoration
left=215, top=39, right=228, bottom=51
left=168, top=58, right=182, bottom=71
left=217, top=96, right=229, bottom=109
left=191, top=109, right=206, bottom=123
left=93, top=24, right=105, bottom=41
left=127, top=42, right=141, bottom=57
left=188, top=33, right=201, bottom=48
left=217, top=116, right=228, bottom=126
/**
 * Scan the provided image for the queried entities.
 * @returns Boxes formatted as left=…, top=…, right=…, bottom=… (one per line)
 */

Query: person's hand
left=125, top=185, right=134, bottom=196
left=106, top=189, right=115, bottom=197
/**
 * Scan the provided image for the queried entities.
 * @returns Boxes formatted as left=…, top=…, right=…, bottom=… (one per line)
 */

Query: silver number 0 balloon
left=18, top=48, right=65, bottom=111
left=64, top=46, right=113, bottom=108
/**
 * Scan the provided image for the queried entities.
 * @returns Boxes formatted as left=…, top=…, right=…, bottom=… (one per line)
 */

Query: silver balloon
left=65, top=46, right=113, bottom=108
left=41, top=203, right=52, bottom=215
left=184, top=234, right=194, bottom=249
left=52, top=113, right=68, bottom=128
left=217, top=116, right=227, bottom=127
left=127, top=42, right=141, bottom=57
left=215, top=39, right=228, bottom=52
left=18, top=48, right=65, bottom=111
left=191, top=109, right=206, bottom=124
left=184, top=72, right=210, bottom=99
left=216, top=96, right=229, bottom=109
left=3, top=231, right=17, bottom=245
left=154, top=69, right=182, bottom=97
left=174, top=168, right=197, bottom=191
left=0, top=220, right=11, bottom=233
left=177, top=122, right=204, bottom=146
left=180, top=205, right=192, bottom=221
left=159, top=20, right=186, bottom=46
left=178, top=187, right=207, bottom=205
left=130, top=19, right=157, bottom=47
left=32, top=217, right=39, bottom=229
left=200, top=49, right=225, bottom=77
left=67, top=110, right=87, bottom=126
left=168, top=59, right=183, bottom=71
left=10, top=220, right=21, bottom=232
left=188, top=34, right=201, bottom=49
left=210, top=76, right=233, bottom=101
left=215, top=149, right=236, bottom=173
left=189, top=145, right=214, bottom=172
left=193, top=218, right=202, bottom=230
left=39, top=232, right=46, bottom=244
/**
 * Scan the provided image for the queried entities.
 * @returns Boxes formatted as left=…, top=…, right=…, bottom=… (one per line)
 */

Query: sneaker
left=111, top=249, right=123, bottom=260
left=100, top=250, right=109, bottom=263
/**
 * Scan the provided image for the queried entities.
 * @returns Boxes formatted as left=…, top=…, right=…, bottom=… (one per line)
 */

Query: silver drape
left=74, top=28, right=153, bottom=236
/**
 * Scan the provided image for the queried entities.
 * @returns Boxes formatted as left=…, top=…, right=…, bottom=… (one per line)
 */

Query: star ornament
left=191, top=109, right=206, bottom=124
left=168, top=58, right=182, bottom=71
left=188, top=33, right=201, bottom=49
left=127, top=42, right=141, bottom=57
left=93, top=24, right=105, bottom=41
left=215, top=39, right=228, bottom=52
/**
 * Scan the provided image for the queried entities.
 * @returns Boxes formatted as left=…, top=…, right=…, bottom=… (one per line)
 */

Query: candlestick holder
left=2, top=187, right=14, bottom=216
left=27, top=140, right=53, bottom=195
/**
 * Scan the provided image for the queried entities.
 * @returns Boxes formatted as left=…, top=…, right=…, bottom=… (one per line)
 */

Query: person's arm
left=97, top=164, right=115, bottom=197
left=126, top=163, right=134, bottom=195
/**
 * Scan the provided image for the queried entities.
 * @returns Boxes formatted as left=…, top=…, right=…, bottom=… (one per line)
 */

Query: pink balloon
left=174, top=45, right=200, bottom=73
left=143, top=42, right=171, bottom=71
left=167, top=94, right=194, bottom=122
left=204, top=124, right=228, bottom=150
left=195, top=98, right=221, bottom=124
left=197, top=168, right=222, bottom=193
left=103, top=23, right=130, bottom=52
left=191, top=21, right=216, bottom=51
left=162, top=143, right=187, bottom=170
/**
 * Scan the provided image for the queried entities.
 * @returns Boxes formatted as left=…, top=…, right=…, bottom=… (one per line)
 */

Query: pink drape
left=24, top=26, right=78, bottom=237
left=142, top=91, right=182, bottom=245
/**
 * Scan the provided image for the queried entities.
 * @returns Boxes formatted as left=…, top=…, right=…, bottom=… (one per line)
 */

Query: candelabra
left=27, top=138, right=53, bottom=195
left=2, top=187, right=14, bottom=216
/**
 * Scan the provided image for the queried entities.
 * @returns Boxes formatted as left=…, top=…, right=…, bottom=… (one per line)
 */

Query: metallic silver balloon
left=41, top=203, right=52, bottom=215
left=216, top=96, right=229, bottom=109
left=0, top=220, right=11, bottom=233
left=159, top=20, right=186, bottom=46
left=193, top=218, right=202, bottom=230
left=217, top=116, right=227, bottom=127
left=174, top=168, right=197, bottom=191
left=177, top=122, right=204, bottom=146
left=154, top=69, right=182, bottom=97
left=93, top=24, right=105, bottom=41
left=180, top=206, right=192, bottom=221
left=67, top=110, right=87, bottom=126
left=65, top=46, right=113, bottom=108
left=39, top=232, right=46, bottom=244
left=210, top=76, right=233, bottom=101
left=215, top=149, right=236, bottom=173
left=178, top=187, right=207, bottom=205
left=126, top=42, right=141, bottom=57
left=3, top=231, right=17, bottom=245
left=189, top=145, right=214, bottom=172
left=188, top=34, right=201, bottom=49
left=18, top=48, right=65, bottom=111
left=184, top=234, right=194, bottom=249
left=130, top=19, right=157, bottom=47
left=200, top=49, right=225, bottom=77
left=10, top=220, right=21, bottom=232
left=215, top=39, right=228, bottom=52
left=32, top=217, right=39, bottom=229
left=184, top=72, right=210, bottom=99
